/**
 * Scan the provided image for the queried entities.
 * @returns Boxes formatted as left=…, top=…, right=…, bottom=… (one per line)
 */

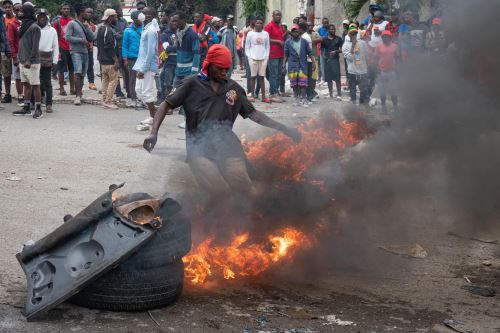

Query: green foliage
left=241, top=0, right=267, bottom=19
left=33, top=0, right=98, bottom=17
left=160, top=0, right=237, bottom=19
left=338, top=0, right=425, bottom=20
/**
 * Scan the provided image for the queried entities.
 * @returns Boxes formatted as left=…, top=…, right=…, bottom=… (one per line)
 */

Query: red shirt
left=193, top=21, right=208, bottom=50
left=264, top=21, right=284, bottom=59
left=5, top=16, right=19, bottom=59
left=54, top=16, right=72, bottom=51
left=376, top=42, right=399, bottom=72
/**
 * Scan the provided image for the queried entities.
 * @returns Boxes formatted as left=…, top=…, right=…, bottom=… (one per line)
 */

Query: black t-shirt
left=165, top=74, right=256, bottom=160
left=321, top=35, right=343, bottom=60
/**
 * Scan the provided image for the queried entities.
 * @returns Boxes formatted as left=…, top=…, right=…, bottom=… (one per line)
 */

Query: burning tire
left=69, top=259, right=184, bottom=311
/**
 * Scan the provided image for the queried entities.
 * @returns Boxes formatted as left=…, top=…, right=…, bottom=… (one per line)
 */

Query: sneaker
left=140, top=117, right=154, bottom=125
left=262, top=97, right=271, bottom=103
left=301, top=100, right=309, bottom=108
left=307, top=100, right=313, bottom=105
left=335, top=95, right=342, bottom=101
left=33, top=108, right=43, bottom=119
left=13, top=108, right=31, bottom=116
left=60, top=89, right=67, bottom=96
left=46, top=105, right=53, bottom=113
left=1, top=94, right=12, bottom=103
left=74, top=96, right=81, bottom=105
left=270, top=95, right=284, bottom=103
left=88, top=83, right=97, bottom=90
left=177, top=121, right=186, bottom=129
left=134, top=101, right=144, bottom=110
left=292, top=98, right=299, bottom=107
left=115, top=92, right=125, bottom=99
left=17, top=98, right=24, bottom=107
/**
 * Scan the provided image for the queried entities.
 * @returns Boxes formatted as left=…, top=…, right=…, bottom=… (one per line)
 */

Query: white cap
left=342, top=19, right=350, bottom=24
left=12, top=0, right=21, bottom=4
left=211, top=16, right=221, bottom=23
left=101, top=8, right=117, bottom=21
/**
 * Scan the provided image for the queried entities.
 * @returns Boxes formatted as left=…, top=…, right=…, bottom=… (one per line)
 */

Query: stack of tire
left=70, top=193, right=191, bottom=311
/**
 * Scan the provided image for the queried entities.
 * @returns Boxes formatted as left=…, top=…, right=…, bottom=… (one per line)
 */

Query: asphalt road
left=0, top=97, right=499, bottom=332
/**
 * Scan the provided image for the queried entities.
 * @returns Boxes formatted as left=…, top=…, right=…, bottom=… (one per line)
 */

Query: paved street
left=0, top=78, right=499, bottom=332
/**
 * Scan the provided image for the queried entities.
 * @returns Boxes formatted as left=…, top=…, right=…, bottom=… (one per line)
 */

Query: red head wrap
left=202, top=44, right=233, bottom=75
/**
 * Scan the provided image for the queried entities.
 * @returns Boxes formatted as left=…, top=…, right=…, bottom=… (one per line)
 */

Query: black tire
left=69, top=259, right=184, bottom=311
left=114, top=193, right=192, bottom=270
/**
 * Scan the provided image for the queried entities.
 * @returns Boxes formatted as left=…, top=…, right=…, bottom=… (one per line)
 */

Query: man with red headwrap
left=143, top=44, right=300, bottom=197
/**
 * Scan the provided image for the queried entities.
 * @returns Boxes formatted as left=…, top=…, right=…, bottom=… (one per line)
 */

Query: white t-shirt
left=370, top=20, right=389, bottom=46
left=244, top=30, right=270, bottom=61
left=301, top=32, right=313, bottom=62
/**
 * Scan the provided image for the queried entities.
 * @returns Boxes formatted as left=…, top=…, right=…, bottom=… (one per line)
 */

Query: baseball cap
left=342, top=19, right=349, bottom=25
left=227, top=14, right=234, bottom=19
left=101, top=8, right=117, bottom=21
left=211, top=16, right=221, bottom=23
left=348, top=25, right=358, bottom=34
left=130, top=10, right=140, bottom=20
left=374, top=10, right=384, bottom=18
left=381, top=30, right=392, bottom=37
left=36, top=8, right=48, bottom=16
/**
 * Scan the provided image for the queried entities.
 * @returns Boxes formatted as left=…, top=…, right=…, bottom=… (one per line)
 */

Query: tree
left=34, top=0, right=98, bottom=17
left=337, top=0, right=426, bottom=20
left=241, top=0, right=267, bottom=19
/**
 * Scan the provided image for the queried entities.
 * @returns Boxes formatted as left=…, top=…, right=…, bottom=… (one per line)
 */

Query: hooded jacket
left=122, top=24, right=142, bottom=59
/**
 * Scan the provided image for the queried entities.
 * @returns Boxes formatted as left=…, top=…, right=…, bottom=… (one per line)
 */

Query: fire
left=243, top=114, right=365, bottom=182
left=182, top=228, right=311, bottom=285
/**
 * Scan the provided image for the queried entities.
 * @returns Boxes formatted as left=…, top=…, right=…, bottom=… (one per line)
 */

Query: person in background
left=244, top=17, right=269, bottom=103
left=122, top=10, right=142, bottom=109
left=211, top=17, right=221, bottom=34
left=170, top=10, right=199, bottom=129
left=321, top=24, right=343, bottom=100
left=113, top=6, right=129, bottom=99
left=193, top=12, right=210, bottom=71
left=283, top=24, right=314, bottom=108
left=2, top=0, right=19, bottom=104
left=13, top=3, right=41, bottom=118
left=85, top=8, right=96, bottom=91
left=159, top=13, right=176, bottom=103
left=398, top=11, right=427, bottom=58
left=264, top=10, right=285, bottom=103
left=218, top=14, right=237, bottom=78
left=367, top=11, right=388, bottom=44
left=171, top=10, right=199, bottom=87
left=375, top=30, right=399, bottom=113
left=96, top=8, right=120, bottom=109
left=305, top=21, right=321, bottom=103
left=136, top=1, right=146, bottom=12
left=53, top=3, right=74, bottom=96
left=342, top=25, right=369, bottom=106
left=37, top=8, right=58, bottom=114
left=425, top=17, right=446, bottom=55
left=65, top=6, right=95, bottom=105
left=241, top=15, right=255, bottom=92
left=362, top=3, right=383, bottom=27
left=341, top=19, right=350, bottom=89
left=133, top=7, right=159, bottom=126
left=386, top=10, right=400, bottom=38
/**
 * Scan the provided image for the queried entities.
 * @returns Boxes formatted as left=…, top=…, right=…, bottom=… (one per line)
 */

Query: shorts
left=248, top=58, right=268, bottom=77
left=288, top=70, right=308, bottom=87
left=57, top=49, right=74, bottom=73
left=70, top=52, right=88, bottom=75
left=20, top=64, right=40, bottom=85
left=135, top=71, right=157, bottom=104
left=1, top=55, right=12, bottom=77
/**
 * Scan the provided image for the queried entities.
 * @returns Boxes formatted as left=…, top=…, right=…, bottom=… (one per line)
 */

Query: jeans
left=267, top=58, right=282, bottom=96
left=70, top=52, right=88, bottom=76
left=348, top=73, right=369, bottom=104
left=127, top=59, right=137, bottom=100
left=40, top=66, right=53, bottom=105
left=87, top=49, right=95, bottom=83
left=159, top=63, right=176, bottom=100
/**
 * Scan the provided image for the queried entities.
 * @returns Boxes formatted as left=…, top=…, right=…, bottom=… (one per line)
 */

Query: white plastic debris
left=6, top=176, right=21, bottom=181
left=321, top=314, right=356, bottom=326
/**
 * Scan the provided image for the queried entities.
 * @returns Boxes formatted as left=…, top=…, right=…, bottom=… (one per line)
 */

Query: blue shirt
left=133, top=21, right=158, bottom=73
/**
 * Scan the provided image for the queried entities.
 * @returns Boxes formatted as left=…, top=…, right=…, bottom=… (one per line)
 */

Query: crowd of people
left=0, top=1, right=445, bottom=120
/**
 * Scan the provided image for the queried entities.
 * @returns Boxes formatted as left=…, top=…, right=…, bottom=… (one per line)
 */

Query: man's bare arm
left=143, top=101, right=173, bottom=152
left=248, top=110, right=301, bottom=142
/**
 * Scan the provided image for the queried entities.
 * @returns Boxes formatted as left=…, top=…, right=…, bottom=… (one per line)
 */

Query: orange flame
left=243, top=114, right=364, bottom=182
left=182, top=228, right=312, bottom=285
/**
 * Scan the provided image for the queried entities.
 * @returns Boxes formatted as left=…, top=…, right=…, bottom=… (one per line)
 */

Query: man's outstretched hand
left=284, top=127, right=302, bottom=143
left=143, top=134, right=158, bottom=152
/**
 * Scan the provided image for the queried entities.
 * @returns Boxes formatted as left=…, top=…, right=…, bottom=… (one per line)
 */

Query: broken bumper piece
left=16, top=184, right=165, bottom=321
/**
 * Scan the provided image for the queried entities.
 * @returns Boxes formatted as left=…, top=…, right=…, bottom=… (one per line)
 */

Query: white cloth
left=244, top=31, right=269, bottom=61
left=301, top=32, right=313, bottom=62
left=135, top=71, right=156, bottom=104
left=39, top=25, right=59, bottom=64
